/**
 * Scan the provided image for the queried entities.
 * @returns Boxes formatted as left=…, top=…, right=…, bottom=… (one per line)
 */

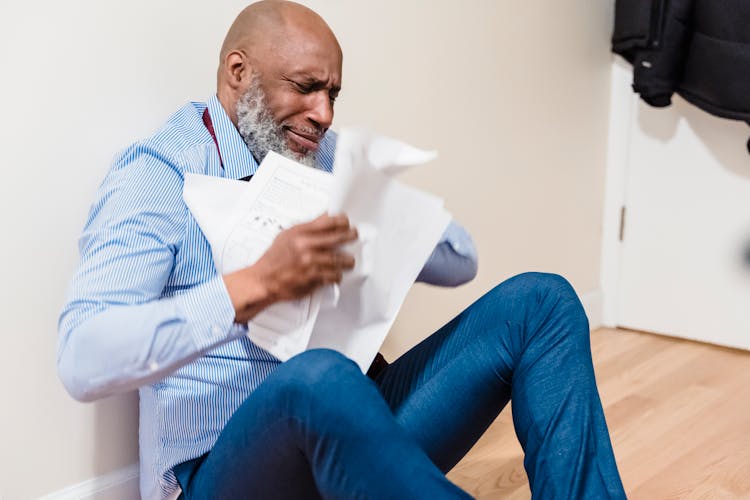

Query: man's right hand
left=223, top=213, right=358, bottom=323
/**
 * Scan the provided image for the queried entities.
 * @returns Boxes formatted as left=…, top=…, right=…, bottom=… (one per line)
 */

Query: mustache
left=283, top=123, right=325, bottom=140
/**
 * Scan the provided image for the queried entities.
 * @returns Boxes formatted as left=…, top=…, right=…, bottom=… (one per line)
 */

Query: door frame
left=600, top=58, right=637, bottom=328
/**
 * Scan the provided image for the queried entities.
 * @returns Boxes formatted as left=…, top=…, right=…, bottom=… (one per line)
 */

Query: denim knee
left=268, top=349, right=370, bottom=416
left=278, top=348, right=360, bottom=389
left=284, top=349, right=358, bottom=380
left=503, top=272, right=569, bottom=292
left=494, top=272, right=588, bottom=329
left=500, top=272, right=578, bottom=303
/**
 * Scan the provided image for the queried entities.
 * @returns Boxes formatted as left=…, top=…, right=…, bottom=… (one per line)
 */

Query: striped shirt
left=58, top=94, right=477, bottom=499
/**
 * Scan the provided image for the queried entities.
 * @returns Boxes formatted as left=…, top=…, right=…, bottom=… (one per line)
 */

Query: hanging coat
left=612, top=0, right=750, bottom=150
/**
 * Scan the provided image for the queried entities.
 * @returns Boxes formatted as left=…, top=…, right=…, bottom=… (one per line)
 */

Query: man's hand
left=223, top=213, right=357, bottom=323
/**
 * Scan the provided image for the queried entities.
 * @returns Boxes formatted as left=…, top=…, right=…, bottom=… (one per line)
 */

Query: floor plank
left=447, top=328, right=750, bottom=499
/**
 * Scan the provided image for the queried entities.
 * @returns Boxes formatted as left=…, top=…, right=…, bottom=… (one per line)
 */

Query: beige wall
left=311, top=0, right=616, bottom=355
left=0, top=1, right=614, bottom=497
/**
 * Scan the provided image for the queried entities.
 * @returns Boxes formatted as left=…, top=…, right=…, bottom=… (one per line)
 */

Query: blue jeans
left=174, top=273, right=626, bottom=499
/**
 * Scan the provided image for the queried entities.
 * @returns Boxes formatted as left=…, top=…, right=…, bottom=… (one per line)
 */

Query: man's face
left=236, top=25, right=342, bottom=166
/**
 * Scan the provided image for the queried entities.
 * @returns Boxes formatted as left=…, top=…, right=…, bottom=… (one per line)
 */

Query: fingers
left=301, top=213, right=352, bottom=233
left=337, top=251, right=356, bottom=270
left=301, top=250, right=354, bottom=272
left=292, top=213, right=358, bottom=250
left=320, top=250, right=355, bottom=270
left=256, top=214, right=357, bottom=303
left=308, top=227, right=358, bottom=249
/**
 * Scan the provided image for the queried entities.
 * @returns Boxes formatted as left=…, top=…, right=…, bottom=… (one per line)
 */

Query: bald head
left=220, top=1, right=340, bottom=67
left=216, top=1, right=343, bottom=160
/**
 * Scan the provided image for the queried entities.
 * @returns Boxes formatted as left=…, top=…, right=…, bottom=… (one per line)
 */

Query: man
left=58, top=1, right=627, bottom=499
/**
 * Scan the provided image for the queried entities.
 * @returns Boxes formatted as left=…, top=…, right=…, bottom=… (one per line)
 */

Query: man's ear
left=223, top=50, right=253, bottom=91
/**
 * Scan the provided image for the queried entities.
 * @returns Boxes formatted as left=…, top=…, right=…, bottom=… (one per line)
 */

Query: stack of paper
left=183, top=129, right=451, bottom=371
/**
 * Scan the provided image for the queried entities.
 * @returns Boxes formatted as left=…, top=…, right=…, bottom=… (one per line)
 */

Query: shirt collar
left=206, top=94, right=259, bottom=180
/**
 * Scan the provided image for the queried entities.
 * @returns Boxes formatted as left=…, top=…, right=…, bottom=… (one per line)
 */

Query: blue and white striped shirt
left=58, top=94, right=477, bottom=499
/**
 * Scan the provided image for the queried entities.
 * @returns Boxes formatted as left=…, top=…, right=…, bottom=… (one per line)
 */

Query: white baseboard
left=39, top=464, right=139, bottom=500
left=580, top=288, right=604, bottom=331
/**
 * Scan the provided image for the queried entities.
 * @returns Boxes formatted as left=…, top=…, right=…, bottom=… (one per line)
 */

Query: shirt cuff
left=441, top=220, right=478, bottom=261
left=173, top=275, right=242, bottom=352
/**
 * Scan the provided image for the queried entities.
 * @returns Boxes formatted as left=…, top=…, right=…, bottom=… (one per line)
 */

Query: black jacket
left=612, top=0, right=750, bottom=126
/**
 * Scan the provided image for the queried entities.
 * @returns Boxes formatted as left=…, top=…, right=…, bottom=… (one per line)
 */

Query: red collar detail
left=202, top=108, right=224, bottom=168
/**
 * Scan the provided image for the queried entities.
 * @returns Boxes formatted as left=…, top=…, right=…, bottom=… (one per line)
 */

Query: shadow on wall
left=94, top=392, right=140, bottom=476
left=636, top=96, right=750, bottom=181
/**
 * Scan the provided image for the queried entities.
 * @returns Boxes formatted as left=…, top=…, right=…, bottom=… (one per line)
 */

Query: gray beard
left=236, top=79, right=317, bottom=168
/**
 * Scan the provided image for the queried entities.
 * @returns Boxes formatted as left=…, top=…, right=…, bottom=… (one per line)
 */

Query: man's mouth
left=285, top=127, right=323, bottom=152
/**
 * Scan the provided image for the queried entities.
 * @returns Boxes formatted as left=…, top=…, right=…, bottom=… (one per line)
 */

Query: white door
left=614, top=86, right=750, bottom=350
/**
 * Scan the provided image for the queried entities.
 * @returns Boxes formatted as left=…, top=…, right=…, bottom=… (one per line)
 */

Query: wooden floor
left=447, top=328, right=750, bottom=499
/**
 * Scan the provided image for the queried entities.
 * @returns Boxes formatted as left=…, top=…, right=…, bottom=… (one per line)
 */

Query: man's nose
left=306, top=92, right=334, bottom=130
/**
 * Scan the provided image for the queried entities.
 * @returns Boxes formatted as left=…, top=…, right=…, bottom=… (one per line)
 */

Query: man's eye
left=295, top=82, right=314, bottom=94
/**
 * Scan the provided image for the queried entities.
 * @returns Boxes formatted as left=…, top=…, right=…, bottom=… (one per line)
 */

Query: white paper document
left=183, top=129, right=451, bottom=371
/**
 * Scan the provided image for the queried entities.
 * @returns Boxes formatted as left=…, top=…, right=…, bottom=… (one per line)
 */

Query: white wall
left=0, top=3, right=248, bottom=498
left=0, top=1, right=615, bottom=497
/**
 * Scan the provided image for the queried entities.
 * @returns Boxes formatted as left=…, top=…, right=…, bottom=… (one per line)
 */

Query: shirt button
left=149, top=361, right=159, bottom=372
left=212, top=326, right=223, bottom=336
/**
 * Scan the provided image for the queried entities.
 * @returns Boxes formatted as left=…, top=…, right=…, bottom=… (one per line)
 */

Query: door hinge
left=619, top=206, right=626, bottom=242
